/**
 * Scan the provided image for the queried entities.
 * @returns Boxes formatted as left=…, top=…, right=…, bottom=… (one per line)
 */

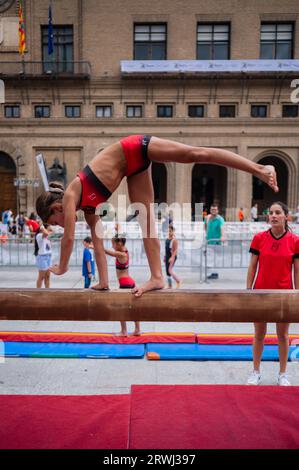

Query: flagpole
left=21, top=55, right=25, bottom=75
left=18, top=0, right=26, bottom=73
left=47, top=0, right=54, bottom=73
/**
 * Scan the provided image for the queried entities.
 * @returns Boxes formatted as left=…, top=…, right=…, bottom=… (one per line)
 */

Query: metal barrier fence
left=0, top=235, right=253, bottom=282
left=1, top=221, right=299, bottom=283
left=0, top=236, right=204, bottom=269
left=201, top=239, right=252, bottom=282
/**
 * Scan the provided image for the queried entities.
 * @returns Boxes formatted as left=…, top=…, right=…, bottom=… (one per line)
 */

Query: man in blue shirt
left=204, top=204, right=225, bottom=279
left=82, top=236, right=95, bottom=288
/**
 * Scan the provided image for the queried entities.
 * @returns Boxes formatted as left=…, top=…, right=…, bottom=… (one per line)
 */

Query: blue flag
left=48, top=5, right=54, bottom=55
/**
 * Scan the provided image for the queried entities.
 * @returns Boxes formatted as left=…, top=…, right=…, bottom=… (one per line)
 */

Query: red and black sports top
left=77, top=165, right=111, bottom=214
left=249, top=229, right=299, bottom=289
left=116, top=249, right=129, bottom=270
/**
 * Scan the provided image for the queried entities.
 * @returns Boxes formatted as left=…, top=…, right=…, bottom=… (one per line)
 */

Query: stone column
left=226, top=168, right=238, bottom=221
left=234, top=143, right=253, bottom=221
left=174, top=163, right=193, bottom=220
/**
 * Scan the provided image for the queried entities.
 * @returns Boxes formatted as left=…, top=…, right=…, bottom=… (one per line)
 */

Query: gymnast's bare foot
left=116, top=331, right=128, bottom=337
left=91, top=283, right=109, bottom=291
left=133, top=322, right=141, bottom=336
left=132, top=277, right=165, bottom=297
left=117, top=322, right=128, bottom=337
left=258, top=165, right=279, bottom=192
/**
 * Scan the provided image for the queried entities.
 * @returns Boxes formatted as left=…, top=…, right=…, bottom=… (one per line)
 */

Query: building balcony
left=0, top=61, right=91, bottom=79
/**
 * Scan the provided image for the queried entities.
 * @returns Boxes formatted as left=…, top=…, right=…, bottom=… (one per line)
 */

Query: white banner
left=35, top=153, right=49, bottom=191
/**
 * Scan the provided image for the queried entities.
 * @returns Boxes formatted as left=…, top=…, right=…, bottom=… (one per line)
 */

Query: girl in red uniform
left=105, top=235, right=140, bottom=336
left=36, top=134, right=278, bottom=296
left=247, top=201, right=299, bottom=386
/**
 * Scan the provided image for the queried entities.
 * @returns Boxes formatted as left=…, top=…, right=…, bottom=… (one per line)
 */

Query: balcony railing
left=0, top=61, right=91, bottom=78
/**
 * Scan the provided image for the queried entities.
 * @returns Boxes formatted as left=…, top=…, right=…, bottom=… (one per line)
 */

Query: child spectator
left=164, top=225, right=181, bottom=289
left=82, top=236, right=95, bottom=289
left=25, top=216, right=40, bottom=242
left=35, top=224, right=52, bottom=288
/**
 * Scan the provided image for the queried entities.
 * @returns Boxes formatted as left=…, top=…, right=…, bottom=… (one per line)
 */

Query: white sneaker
left=277, top=374, right=291, bottom=386
left=247, top=370, right=261, bottom=385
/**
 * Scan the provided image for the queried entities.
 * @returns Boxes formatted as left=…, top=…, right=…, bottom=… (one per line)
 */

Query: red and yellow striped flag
left=18, top=1, right=26, bottom=55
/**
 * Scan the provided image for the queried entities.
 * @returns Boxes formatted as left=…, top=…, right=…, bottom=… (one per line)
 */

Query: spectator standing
left=250, top=203, right=258, bottom=222
left=35, top=224, right=52, bottom=288
left=16, top=213, right=25, bottom=237
left=204, top=204, right=225, bottom=280
left=164, top=225, right=181, bottom=289
left=25, top=216, right=40, bottom=241
left=246, top=201, right=299, bottom=386
left=82, top=236, right=95, bottom=289
left=8, top=219, right=17, bottom=238
left=2, top=209, right=12, bottom=225
left=238, top=207, right=245, bottom=222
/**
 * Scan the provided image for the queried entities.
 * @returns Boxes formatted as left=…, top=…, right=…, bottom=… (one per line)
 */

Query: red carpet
left=129, top=385, right=299, bottom=449
left=1, top=386, right=299, bottom=449
left=0, top=395, right=130, bottom=449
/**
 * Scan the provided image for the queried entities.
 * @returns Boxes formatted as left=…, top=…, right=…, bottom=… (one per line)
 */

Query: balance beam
left=0, top=288, right=299, bottom=322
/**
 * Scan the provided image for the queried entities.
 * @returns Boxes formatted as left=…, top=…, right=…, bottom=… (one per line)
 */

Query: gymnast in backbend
left=36, top=134, right=278, bottom=296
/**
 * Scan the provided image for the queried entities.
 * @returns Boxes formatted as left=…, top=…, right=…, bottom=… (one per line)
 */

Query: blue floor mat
left=146, top=343, right=298, bottom=361
left=2, top=342, right=145, bottom=359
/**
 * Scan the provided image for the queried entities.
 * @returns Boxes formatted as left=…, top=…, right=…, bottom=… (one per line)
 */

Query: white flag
left=35, top=153, right=49, bottom=191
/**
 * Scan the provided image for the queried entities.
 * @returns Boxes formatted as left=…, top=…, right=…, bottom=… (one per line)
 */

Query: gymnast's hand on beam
left=49, top=264, right=68, bottom=275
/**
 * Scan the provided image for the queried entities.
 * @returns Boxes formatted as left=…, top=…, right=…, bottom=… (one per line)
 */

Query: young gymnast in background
left=164, top=225, right=181, bottom=289
left=105, top=234, right=140, bottom=336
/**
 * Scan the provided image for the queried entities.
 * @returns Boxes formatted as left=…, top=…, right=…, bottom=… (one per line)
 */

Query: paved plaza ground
left=0, top=265, right=299, bottom=394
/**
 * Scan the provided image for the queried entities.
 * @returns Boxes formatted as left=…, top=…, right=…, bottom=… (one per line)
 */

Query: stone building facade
left=0, top=0, right=299, bottom=220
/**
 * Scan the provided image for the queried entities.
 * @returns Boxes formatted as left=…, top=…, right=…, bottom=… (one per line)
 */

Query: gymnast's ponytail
left=36, top=181, right=65, bottom=223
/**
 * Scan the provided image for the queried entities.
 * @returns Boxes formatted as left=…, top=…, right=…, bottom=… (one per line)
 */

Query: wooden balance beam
left=0, top=288, right=299, bottom=322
